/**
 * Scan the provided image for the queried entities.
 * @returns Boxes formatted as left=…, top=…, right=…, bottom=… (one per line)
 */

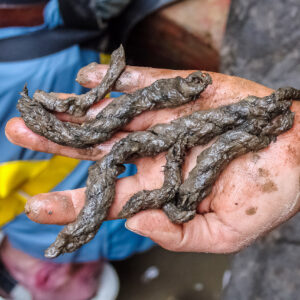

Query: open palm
left=6, top=64, right=300, bottom=253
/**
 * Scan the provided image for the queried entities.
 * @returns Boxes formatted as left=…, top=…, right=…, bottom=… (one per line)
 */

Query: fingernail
left=24, top=203, right=30, bottom=215
left=76, top=63, right=98, bottom=84
left=125, top=220, right=148, bottom=237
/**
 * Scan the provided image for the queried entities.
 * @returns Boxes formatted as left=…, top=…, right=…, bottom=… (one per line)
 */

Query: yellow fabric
left=0, top=156, right=79, bottom=226
left=100, top=53, right=112, bottom=98
left=100, top=53, right=111, bottom=65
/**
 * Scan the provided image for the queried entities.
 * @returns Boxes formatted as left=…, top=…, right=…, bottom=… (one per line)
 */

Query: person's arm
left=6, top=65, right=300, bottom=253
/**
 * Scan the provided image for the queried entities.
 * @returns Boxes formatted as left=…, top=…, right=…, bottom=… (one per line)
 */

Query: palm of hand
left=5, top=67, right=300, bottom=253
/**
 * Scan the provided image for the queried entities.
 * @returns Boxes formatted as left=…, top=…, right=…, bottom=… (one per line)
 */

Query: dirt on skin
left=245, top=207, right=258, bottom=216
left=17, top=47, right=300, bottom=258
left=258, top=168, right=270, bottom=177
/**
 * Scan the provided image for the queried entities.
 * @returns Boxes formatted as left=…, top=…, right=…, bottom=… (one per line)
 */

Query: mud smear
left=261, top=180, right=278, bottom=193
left=245, top=207, right=258, bottom=215
left=258, top=168, right=270, bottom=178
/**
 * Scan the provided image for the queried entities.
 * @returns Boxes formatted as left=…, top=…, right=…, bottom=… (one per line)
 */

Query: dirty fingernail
left=24, top=203, right=31, bottom=215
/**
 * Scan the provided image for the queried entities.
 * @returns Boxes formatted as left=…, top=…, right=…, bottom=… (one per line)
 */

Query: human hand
left=5, top=64, right=300, bottom=253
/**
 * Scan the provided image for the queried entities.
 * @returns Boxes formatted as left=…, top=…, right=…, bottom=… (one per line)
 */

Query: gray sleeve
left=89, top=0, right=132, bottom=26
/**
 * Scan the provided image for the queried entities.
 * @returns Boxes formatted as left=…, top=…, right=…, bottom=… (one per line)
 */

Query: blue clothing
left=0, top=0, right=153, bottom=263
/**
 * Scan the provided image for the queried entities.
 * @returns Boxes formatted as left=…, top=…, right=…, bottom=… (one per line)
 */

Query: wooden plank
left=0, top=3, right=46, bottom=28
left=125, top=0, right=231, bottom=71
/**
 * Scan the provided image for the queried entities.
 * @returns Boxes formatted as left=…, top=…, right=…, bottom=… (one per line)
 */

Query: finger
left=125, top=210, right=242, bottom=253
left=25, top=155, right=165, bottom=225
left=76, top=64, right=189, bottom=92
left=5, top=117, right=128, bottom=160
left=54, top=96, right=167, bottom=132
left=25, top=188, right=85, bottom=225
left=35, top=69, right=270, bottom=124
left=32, top=67, right=275, bottom=129
left=77, top=64, right=274, bottom=119
left=76, top=66, right=274, bottom=133
left=52, top=95, right=152, bottom=131
left=53, top=96, right=114, bottom=124
left=77, top=64, right=273, bottom=101
left=122, top=72, right=274, bottom=131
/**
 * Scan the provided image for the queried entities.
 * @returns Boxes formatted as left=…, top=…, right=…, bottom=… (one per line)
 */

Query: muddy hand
left=6, top=65, right=300, bottom=253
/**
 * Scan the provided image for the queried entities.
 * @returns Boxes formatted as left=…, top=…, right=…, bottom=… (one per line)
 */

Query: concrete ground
left=113, top=247, right=230, bottom=300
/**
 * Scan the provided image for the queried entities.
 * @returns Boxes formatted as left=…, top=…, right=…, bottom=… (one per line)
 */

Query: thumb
left=126, top=210, right=182, bottom=248
left=125, top=210, right=242, bottom=253
left=76, top=64, right=191, bottom=92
